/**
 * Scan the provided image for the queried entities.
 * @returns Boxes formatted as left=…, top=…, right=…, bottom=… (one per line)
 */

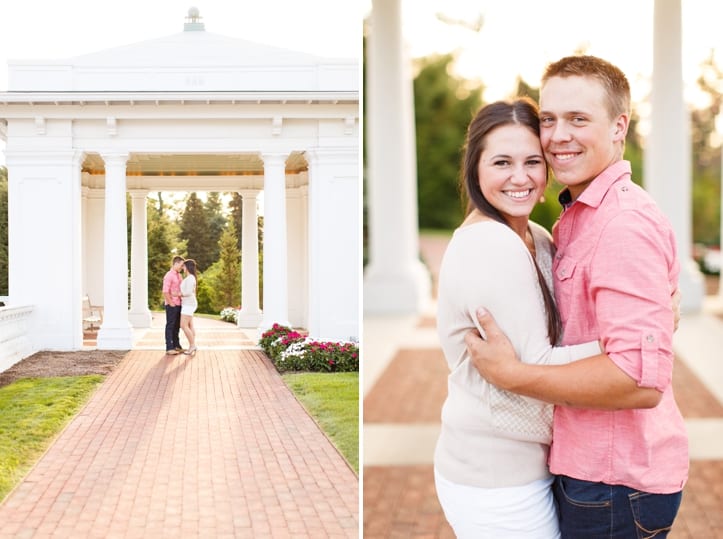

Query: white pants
left=434, top=468, right=560, bottom=538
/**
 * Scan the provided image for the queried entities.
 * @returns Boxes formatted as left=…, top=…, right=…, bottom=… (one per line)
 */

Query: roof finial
left=184, top=7, right=205, bottom=31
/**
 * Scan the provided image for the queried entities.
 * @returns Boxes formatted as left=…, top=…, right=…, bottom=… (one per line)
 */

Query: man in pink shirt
left=465, top=56, right=687, bottom=537
left=163, top=256, right=185, bottom=355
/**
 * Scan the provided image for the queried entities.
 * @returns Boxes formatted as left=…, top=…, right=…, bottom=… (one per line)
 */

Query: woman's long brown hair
left=460, top=98, right=561, bottom=344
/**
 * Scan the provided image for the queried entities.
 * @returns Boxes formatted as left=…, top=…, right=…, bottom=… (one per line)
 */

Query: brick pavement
left=363, top=235, right=723, bottom=538
left=0, top=322, right=358, bottom=538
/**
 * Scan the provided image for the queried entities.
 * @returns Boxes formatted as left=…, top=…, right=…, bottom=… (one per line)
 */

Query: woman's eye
left=493, top=160, right=510, bottom=167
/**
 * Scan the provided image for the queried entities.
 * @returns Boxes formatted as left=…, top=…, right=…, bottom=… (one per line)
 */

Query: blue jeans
left=554, top=475, right=682, bottom=538
left=164, top=304, right=182, bottom=351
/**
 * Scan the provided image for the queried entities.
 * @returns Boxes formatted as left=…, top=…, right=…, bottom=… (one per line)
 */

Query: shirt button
left=560, top=269, right=566, bottom=276
left=646, top=334, right=655, bottom=343
left=621, top=186, right=629, bottom=192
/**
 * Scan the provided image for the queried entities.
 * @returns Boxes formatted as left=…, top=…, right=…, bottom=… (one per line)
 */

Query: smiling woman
left=433, top=98, right=601, bottom=537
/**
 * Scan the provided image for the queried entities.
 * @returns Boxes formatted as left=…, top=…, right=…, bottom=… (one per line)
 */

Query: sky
left=364, top=0, right=723, bottom=112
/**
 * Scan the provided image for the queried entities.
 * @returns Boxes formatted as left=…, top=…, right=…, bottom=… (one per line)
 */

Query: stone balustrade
left=0, top=304, right=36, bottom=373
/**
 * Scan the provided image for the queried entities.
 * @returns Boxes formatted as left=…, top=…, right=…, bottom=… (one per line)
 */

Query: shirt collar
left=558, top=160, right=632, bottom=209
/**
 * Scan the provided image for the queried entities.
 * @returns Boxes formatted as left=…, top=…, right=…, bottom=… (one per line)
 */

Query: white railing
left=0, top=304, right=36, bottom=373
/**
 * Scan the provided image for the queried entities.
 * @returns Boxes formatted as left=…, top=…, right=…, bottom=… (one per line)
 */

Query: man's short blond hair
left=542, top=55, right=631, bottom=120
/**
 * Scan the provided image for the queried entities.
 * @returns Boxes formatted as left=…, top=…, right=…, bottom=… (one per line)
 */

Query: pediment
left=70, top=31, right=329, bottom=69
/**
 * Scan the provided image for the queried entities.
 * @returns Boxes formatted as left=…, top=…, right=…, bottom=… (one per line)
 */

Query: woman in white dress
left=180, top=259, right=198, bottom=355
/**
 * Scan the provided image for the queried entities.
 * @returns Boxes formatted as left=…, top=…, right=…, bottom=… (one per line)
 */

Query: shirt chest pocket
left=554, top=255, right=578, bottom=320
left=555, top=255, right=598, bottom=335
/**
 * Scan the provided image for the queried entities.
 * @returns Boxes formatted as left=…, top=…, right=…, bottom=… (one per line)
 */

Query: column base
left=237, top=309, right=263, bottom=328
left=128, top=310, right=152, bottom=328
left=97, top=324, right=133, bottom=350
left=680, top=258, right=706, bottom=314
left=363, top=260, right=432, bottom=315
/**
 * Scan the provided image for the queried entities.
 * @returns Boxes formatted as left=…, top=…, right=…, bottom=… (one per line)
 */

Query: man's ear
left=612, top=113, right=629, bottom=142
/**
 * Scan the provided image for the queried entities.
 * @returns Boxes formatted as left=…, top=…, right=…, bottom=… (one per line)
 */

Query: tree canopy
left=414, top=54, right=483, bottom=230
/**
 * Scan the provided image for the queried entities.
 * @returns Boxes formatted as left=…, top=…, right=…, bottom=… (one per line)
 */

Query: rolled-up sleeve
left=589, top=211, right=678, bottom=391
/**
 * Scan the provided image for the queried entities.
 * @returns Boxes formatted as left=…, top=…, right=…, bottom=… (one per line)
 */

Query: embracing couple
left=434, top=55, right=687, bottom=538
left=163, top=255, right=199, bottom=356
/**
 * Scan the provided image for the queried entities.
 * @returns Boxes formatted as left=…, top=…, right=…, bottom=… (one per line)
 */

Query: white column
left=128, top=190, right=152, bottom=328
left=97, top=152, right=133, bottom=349
left=719, top=146, right=723, bottom=299
left=84, top=188, right=105, bottom=304
left=286, top=185, right=306, bottom=328
left=364, top=0, right=431, bottom=315
left=260, top=153, right=291, bottom=330
left=6, top=148, right=84, bottom=350
left=306, top=148, right=359, bottom=341
left=645, top=0, right=704, bottom=312
left=237, top=189, right=262, bottom=327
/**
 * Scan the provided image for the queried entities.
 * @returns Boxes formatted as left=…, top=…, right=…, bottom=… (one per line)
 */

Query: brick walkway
left=363, top=234, right=723, bottom=538
left=0, top=319, right=358, bottom=538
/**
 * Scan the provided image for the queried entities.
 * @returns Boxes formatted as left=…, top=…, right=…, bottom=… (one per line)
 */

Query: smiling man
left=464, top=56, right=688, bottom=538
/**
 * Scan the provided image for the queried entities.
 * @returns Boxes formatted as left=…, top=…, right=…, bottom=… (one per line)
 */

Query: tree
left=690, top=51, right=722, bottom=246
left=257, top=215, right=264, bottom=309
left=214, top=221, right=241, bottom=309
left=414, top=53, right=484, bottom=230
left=204, top=192, right=227, bottom=263
left=179, top=193, right=213, bottom=269
left=146, top=195, right=179, bottom=309
left=227, top=192, right=243, bottom=251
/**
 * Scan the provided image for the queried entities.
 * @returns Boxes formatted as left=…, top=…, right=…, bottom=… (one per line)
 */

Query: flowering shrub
left=259, top=323, right=295, bottom=351
left=220, top=307, right=238, bottom=324
left=259, top=324, right=359, bottom=373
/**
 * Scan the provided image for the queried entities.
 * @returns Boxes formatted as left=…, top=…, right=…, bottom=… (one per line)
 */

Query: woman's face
left=477, top=124, right=547, bottom=223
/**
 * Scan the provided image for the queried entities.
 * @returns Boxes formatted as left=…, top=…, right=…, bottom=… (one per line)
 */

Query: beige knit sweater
left=434, top=220, right=599, bottom=488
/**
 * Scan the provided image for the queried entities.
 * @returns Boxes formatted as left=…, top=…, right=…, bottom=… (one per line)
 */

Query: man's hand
left=464, top=308, right=521, bottom=389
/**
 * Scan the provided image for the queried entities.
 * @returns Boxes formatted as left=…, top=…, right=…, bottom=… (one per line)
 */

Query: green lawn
left=282, top=372, right=359, bottom=472
left=0, top=376, right=104, bottom=502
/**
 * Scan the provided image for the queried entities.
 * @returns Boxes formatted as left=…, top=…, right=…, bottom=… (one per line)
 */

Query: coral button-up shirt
left=162, top=269, right=182, bottom=307
left=549, top=160, right=688, bottom=494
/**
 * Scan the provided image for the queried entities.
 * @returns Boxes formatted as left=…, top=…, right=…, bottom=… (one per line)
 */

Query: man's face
left=173, top=260, right=184, bottom=272
left=539, top=75, right=626, bottom=200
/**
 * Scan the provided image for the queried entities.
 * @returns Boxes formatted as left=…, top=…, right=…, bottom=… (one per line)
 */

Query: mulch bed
left=0, top=350, right=128, bottom=389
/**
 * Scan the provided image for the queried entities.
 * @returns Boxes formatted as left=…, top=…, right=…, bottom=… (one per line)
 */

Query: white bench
left=82, top=295, right=103, bottom=330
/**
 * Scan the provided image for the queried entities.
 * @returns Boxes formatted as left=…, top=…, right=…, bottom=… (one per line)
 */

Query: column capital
left=304, top=147, right=358, bottom=166
left=238, top=189, right=260, bottom=199
left=260, top=152, right=288, bottom=167
left=128, top=189, right=149, bottom=199
left=101, top=152, right=129, bottom=166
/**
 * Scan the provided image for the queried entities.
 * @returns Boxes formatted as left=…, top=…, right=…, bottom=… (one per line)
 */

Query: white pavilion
left=0, top=8, right=359, bottom=369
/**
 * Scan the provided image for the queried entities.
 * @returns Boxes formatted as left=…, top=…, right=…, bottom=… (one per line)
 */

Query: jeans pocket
left=555, top=476, right=613, bottom=537
left=628, top=491, right=682, bottom=539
